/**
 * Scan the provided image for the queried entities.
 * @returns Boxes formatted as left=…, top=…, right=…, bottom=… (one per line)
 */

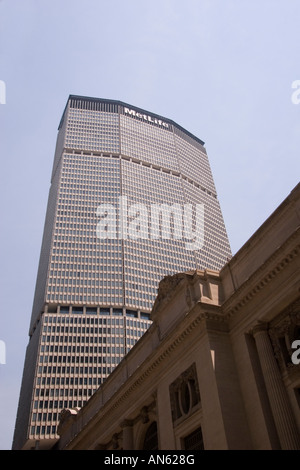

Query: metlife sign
left=124, top=107, right=169, bottom=129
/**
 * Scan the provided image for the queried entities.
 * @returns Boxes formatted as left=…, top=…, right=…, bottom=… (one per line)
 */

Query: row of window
left=41, top=333, right=144, bottom=346
left=43, top=315, right=127, bottom=324
left=43, top=326, right=124, bottom=334
left=40, top=340, right=125, bottom=349
left=30, top=425, right=57, bottom=436
left=32, top=397, right=91, bottom=410
left=35, top=379, right=102, bottom=394
left=32, top=412, right=58, bottom=422
left=38, top=355, right=123, bottom=364
left=36, top=375, right=112, bottom=386
left=65, top=142, right=119, bottom=153
left=37, top=366, right=113, bottom=375
left=43, top=312, right=151, bottom=322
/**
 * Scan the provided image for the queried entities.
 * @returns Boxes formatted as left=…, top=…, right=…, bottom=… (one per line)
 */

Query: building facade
left=13, top=96, right=231, bottom=449
left=57, top=184, right=300, bottom=451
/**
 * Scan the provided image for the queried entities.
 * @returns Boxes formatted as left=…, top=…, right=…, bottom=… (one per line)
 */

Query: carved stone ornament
left=140, top=406, right=149, bottom=424
left=152, top=273, right=187, bottom=315
left=57, top=407, right=80, bottom=435
left=268, top=298, right=300, bottom=371
left=169, top=363, right=200, bottom=423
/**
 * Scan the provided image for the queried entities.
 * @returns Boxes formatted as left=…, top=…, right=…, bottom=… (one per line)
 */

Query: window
left=169, top=363, right=200, bottom=423
left=60, top=306, right=69, bottom=314
left=126, top=310, right=137, bottom=318
left=142, top=422, right=158, bottom=451
left=113, top=308, right=123, bottom=316
left=86, top=307, right=97, bottom=315
left=100, top=308, right=110, bottom=315
left=140, top=312, right=150, bottom=320
left=183, top=427, right=204, bottom=450
left=72, top=307, right=83, bottom=314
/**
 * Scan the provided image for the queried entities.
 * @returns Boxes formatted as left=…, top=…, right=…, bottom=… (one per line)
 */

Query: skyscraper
left=13, top=96, right=231, bottom=450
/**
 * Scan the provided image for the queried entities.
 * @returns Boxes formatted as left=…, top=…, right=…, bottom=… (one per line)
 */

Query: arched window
left=142, top=422, right=158, bottom=450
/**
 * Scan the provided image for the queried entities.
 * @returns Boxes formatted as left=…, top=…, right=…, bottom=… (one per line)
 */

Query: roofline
left=58, top=94, right=205, bottom=147
left=220, top=182, right=300, bottom=271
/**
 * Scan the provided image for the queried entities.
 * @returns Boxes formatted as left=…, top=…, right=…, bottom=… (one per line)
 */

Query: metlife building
left=13, top=96, right=231, bottom=449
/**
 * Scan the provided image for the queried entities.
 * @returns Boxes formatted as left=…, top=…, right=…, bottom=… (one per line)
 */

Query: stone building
left=57, top=184, right=300, bottom=450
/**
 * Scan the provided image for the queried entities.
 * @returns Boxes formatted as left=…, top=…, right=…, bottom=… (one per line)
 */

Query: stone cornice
left=251, top=322, right=269, bottom=336
left=100, top=314, right=204, bottom=410
left=151, top=269, right=221, bottom=321
left=151, top=272, right=187, bottom=317
left=222, top=228, right=300, bottom=319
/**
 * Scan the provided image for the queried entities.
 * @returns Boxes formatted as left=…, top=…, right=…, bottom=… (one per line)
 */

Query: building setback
left=57, top=184, right=300, bottom=451
left=12, top=96, right=231, bottom=450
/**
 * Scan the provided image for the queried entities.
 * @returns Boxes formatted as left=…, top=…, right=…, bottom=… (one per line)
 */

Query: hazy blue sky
left=0, top=0, right=299, bottom=450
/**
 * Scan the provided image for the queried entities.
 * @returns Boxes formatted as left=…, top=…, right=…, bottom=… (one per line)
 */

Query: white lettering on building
left=124, top=107, right=169, bottom=128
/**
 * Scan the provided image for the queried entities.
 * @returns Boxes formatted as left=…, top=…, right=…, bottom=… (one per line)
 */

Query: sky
left=0, top=0, right=299, bottom=450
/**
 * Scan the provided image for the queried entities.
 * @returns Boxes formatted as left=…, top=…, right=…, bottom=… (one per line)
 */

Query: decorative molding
left=268, top=298, right=300, bottom=371
left=169, top=363, right=201, bottom=423
left=197, top=309, right=226, bottom=324
left=140, top=406, right=149, bottom=424
left=99, top=311, right=223, bottom=415
left=243, top=298, right=300, bottom=377
left=57, top=407, right=80, bottom=436
left=269, top=298, right=300, bottom=334
left=151, top=270, right=219, bottom=318
left=120, top=419, right=133, bottom=428
left=251, top=322, right=269, bottom=336
left=151, top=273, right=187, bottom=316
left=223, top=234, right=300, bottom=319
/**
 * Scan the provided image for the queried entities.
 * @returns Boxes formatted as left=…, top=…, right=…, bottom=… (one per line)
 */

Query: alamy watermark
left=0, top=80, right=6, bottom=104
left=291, top=340, right=300, bottom=365
left=0, top=340, right=6, bottom=365
left=96, top=197, right=205, bottom=251
left=291, top=80, right=300, bottom=105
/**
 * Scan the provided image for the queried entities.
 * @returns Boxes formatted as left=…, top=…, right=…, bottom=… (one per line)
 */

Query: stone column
left=121, top=420, right=134, bottom=450
left=156, top=382, right=176, bottom=449
left=253, top=323, right=300, bottom=449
